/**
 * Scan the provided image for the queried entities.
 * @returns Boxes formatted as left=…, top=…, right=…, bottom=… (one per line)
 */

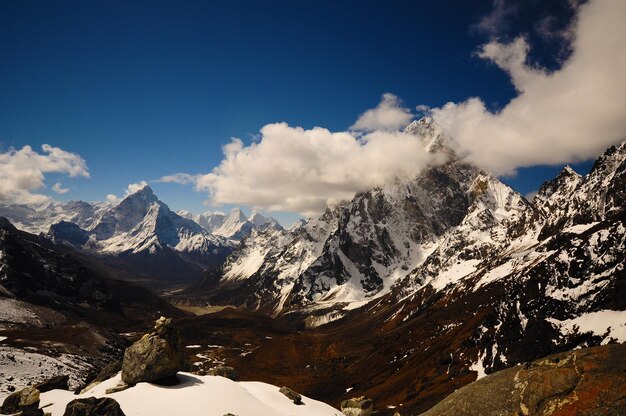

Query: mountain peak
left=121, top=184, right=158, bottom=206
left=248, top=211, right=269, bottom=226
left=561, top=165, right=579, bottom=176
left=405, top=116, right=450, bottom=154
left=227, top=207, right=247, bottom=222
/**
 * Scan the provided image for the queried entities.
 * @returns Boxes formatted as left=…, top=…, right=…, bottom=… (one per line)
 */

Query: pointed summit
left=248, top=211, right=269, bottom=227
left=404, top=116, right=450, bottom=154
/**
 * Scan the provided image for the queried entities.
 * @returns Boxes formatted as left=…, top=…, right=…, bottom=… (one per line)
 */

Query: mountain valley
left=1, top=121, right=624, bottom=415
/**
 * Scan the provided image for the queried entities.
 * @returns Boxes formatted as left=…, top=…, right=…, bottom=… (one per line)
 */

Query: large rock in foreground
left=63, top=397, right=125, bottom=416
left=121, top=317, right=185, bottom=385
left=1, top=386, right=41, bottom=415
left=420, top=344, right=626, bottom=416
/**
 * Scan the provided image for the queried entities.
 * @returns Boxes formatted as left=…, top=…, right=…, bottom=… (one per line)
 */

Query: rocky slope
left=177, top=127, right=625, bottom=415
left=186, top=117, right=533, bottom=316
left=0, top=217, right=186, bottom=394
left=420, top=343, right=626, bottom=416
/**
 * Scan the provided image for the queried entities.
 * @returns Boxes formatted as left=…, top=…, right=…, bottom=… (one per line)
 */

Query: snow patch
left=39, top=372, right=340, bottom=416
left=546, top=310, right=626, bottom=343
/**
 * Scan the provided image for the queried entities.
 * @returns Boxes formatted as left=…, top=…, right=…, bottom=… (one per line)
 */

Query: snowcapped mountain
left=0, top=185, right=235, bottom=285
left=185, top=120, right=625, bottom=350
left=0, top=200, right=111, bottom=235
left=178, top=133, right=626, bottom=415
left=189, top=117, right=532, bottom=314
left=177, top=208, right=282, bottom=241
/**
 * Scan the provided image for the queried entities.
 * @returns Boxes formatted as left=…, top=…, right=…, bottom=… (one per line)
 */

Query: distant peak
left=226, top=207, right=248, bottom=222
left=560, top=165, right=580, bottom=177
left=120, top=184, right=159, bottom=206
left=134, top=184, right=154, bottom=194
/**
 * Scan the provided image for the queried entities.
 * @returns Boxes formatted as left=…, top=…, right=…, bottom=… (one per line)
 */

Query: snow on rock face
left=546, top=310, right=626, bottom=344
left=0, top=200, right=110, bottom=235
left=39, top=372, right=340, bottom=416
left=38, top=186, right=235, bottom=268
left=199, top=117, right=536, bottom=315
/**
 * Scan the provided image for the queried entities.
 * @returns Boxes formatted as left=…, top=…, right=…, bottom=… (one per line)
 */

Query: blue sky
left=0, top=1, right=605, bottom=226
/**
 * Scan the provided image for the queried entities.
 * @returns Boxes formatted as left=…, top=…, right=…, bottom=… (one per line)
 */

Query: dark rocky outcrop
left=420, top=344, right=626, bottom=416
left=63, top=397, right=125, bottom=416
left=341, top=396, right=373, bottom=416
left=121, top=317, right=185, bottom=385
left=36, top=375, right=70, bottom=393
left=279, top=386, right=302, bottom=405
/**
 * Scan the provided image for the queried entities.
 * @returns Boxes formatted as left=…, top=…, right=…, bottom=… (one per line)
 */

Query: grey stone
left=121, top=317, right=185, bottom=385
left=279, top=386, right=302, bottom=405
left=341, top=396, right=373, bottom=416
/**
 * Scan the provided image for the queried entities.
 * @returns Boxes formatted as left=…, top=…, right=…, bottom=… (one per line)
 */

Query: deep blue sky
left=0, top=0, right=592, bottom=225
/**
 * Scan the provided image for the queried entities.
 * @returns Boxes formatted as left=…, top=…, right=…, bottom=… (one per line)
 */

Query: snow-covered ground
left=0, top=346, right=93, bottom=395
left=39, top=372, right=341, bottom=416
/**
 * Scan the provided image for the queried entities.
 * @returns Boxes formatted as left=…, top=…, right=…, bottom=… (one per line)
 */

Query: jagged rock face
left=535, top=141, right=626, bottom=239
left=47, top=221, right=90, bottom=247
left=121, top=317, right=185, bottom=385
left=420, top=344, right=626, bottom=416
left=192, top=118, right=534, bottom=317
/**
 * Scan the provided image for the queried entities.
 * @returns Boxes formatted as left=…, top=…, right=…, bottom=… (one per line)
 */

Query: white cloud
left=350, top=93, right=413, bottom=131
left=431, top=0, right=626, bottom=176
left=106, top=194, right=120, bottom=205
left=158, top=173, right=199, bottom=186
left=52, top=182, right=69, bottom=194
left=164, top=119, right=441, bottom=217
left=0, top=144, right=89, bottom=205
left=125, top=181, right=148, bottom=195
left=161, top=0, right=625, bottom=217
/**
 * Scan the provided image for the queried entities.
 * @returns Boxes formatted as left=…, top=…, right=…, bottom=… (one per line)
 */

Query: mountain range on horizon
left=0, top=117, right=624, bottom=415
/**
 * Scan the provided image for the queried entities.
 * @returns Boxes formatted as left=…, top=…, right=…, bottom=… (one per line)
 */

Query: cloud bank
left=164, top=0, right=625, bottom=216
left=350, top=93, right=413, bottom=131
left=0, top=144, right=89, bottom=205
left=162, top=113, right=440, bottom=217
left=431, top=0, right=626, bottom=175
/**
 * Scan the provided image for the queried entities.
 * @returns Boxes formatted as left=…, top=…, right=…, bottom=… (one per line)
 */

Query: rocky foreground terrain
left=422, top=343, right=626, bottom=416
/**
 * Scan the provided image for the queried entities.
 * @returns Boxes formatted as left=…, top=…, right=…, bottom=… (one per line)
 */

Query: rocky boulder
left=207, top=365, right=239, bottom=381
left=36, top=375, right=70, bottom=393
left=1, top=386, right=42, bottom=415
left=420, top=344, right=626, bottom=415
left=63, top=397, right=125, bottom=416
left=341, top=396, right=373, bottom=416
left=121, top=316, right=185, bottom=385
left=279, top=386, right=302, bottom=405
